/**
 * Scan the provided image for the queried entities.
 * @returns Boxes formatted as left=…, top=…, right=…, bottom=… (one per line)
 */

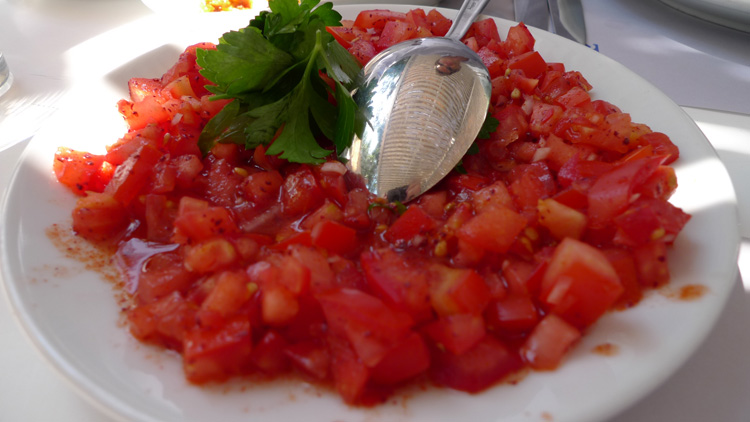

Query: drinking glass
left=0, top=52, right=13, bottom=97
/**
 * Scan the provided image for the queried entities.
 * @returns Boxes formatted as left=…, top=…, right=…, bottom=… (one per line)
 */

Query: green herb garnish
left=454, top=114, right=499, bottom=173
left=196, top=0, right=361, bottom=164
left=368, top=201, right=408, bottom=216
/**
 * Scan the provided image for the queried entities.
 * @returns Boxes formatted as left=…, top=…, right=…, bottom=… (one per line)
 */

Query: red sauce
left=592, top=342, right=620, bottom=357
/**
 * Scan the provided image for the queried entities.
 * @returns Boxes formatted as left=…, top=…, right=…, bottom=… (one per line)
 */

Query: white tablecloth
left=1, top=0, right=749, bottom=421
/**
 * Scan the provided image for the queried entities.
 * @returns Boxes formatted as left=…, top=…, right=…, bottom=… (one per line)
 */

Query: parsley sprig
left=196, top=0, right=361, bottom=164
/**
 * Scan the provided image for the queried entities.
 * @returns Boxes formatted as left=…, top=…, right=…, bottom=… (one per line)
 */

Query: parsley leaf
left=477, top=114, right=499, bottom=139
left=196, top=0, right=360, bottom=163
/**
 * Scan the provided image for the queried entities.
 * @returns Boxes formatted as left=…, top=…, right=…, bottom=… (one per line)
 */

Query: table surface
left=1, top=0, right=750, bottom=421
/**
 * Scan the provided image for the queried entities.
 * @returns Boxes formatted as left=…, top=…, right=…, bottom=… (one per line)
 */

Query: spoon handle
left=444, top=0, right=492, bottom=40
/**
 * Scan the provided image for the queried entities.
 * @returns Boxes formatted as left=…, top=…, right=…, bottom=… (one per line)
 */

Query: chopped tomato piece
left=430, top=336, right=523, bottom=393
left=360, top=248, right=433, bottom=322
left=183, top=315, right=253, bottom=383
left=384, top=204, right=436, bottom=244
left=458, top=205, right=527, bottom=254
left=424, top=313, right=486, bottom=355
left=72, top=192, right=130, bottom=242
left=539, top=238, right=624, bottom=328
left=520, top=313, right=581, bottom=370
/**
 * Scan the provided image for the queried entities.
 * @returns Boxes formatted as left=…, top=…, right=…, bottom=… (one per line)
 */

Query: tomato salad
left=53, top=3, right=690, bottom=406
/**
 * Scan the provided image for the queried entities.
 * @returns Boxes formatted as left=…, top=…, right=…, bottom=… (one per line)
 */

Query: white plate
left=658, top=0, right=750, bottom=32
left=0, top=5, right=740, bottom=422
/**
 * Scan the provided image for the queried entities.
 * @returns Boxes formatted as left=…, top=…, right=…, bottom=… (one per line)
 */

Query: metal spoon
left=344, top=0, right=492, bottom=203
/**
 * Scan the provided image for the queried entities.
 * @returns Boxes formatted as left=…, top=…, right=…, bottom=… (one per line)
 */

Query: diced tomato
left=638, top=132, right=680, bottom=164
left=353, top=9, right=408, bottom=31
left=508, top=51, right=547, bottom=79
left=424, top=313, right=486, bottom=355
left=72, top=192, right=130, bottom=242
left=587, top=156, right=665, bottom=228
left=458, top=204, right=527, bottom=254
left=426, top=9, right=452, bottom=36
left=476, top=46, right=505, bottom=78
left=172, top=200, right=239, bottom=244
left=489, top=104, right=529, bottom=147
left=613, top=197, right=690, bottom=247
left=360, top=248, right=433, bottom=322
left=327, top=26, right=357, bottom=49
left=348, top=40, right=377, bottom=67
left=284, top=341, right=330, bottom=380
left=504, top=22, right=535, bottom=56
left=311, top=219, right=358, bottom=256
left=429, top=265, right=491, bottom=317
left=470, top=18, right=502, bottom=47
left=184, top=237, right=238, bottom=273
left=604, top=248, right=643, bottom=308
left=376, top=20, right=416, bottom=50
left=119, top=246, right=195, bottom=305
left=633, top=240, right=671, bottom=288
left=539, top=238, right=624, bottom=328
left=384, top=204, right=436, bottom=244
left=484, top=294, right=539, bottom=334
left=183, top=315, right=253, bottom=383
left=519, top=313, right=581, bottom=370
left=328, top=333, right=370, bottom=404
left=317, top=288, right=413, bottom=367
left=241, top=169, right=283, bottom=207
left=370, top=332, right=430, bottom=385
left=281, top=165, right=325, bottom=217
left=250, top=330, right=290, bottom=375
left=104, top=144, right=163, bottom=205
left=54, top=148, right=113, bottom=195
left=127, top=291, right=195, bottom=350
left=198, top=270, right=252, bottom=323
left=537, top=197, right=587, bottom=240
left=430, top=335, right=523, bottom=393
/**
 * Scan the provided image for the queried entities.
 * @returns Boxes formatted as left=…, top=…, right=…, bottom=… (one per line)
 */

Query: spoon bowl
left=344, top=0, right=492, bottom=203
